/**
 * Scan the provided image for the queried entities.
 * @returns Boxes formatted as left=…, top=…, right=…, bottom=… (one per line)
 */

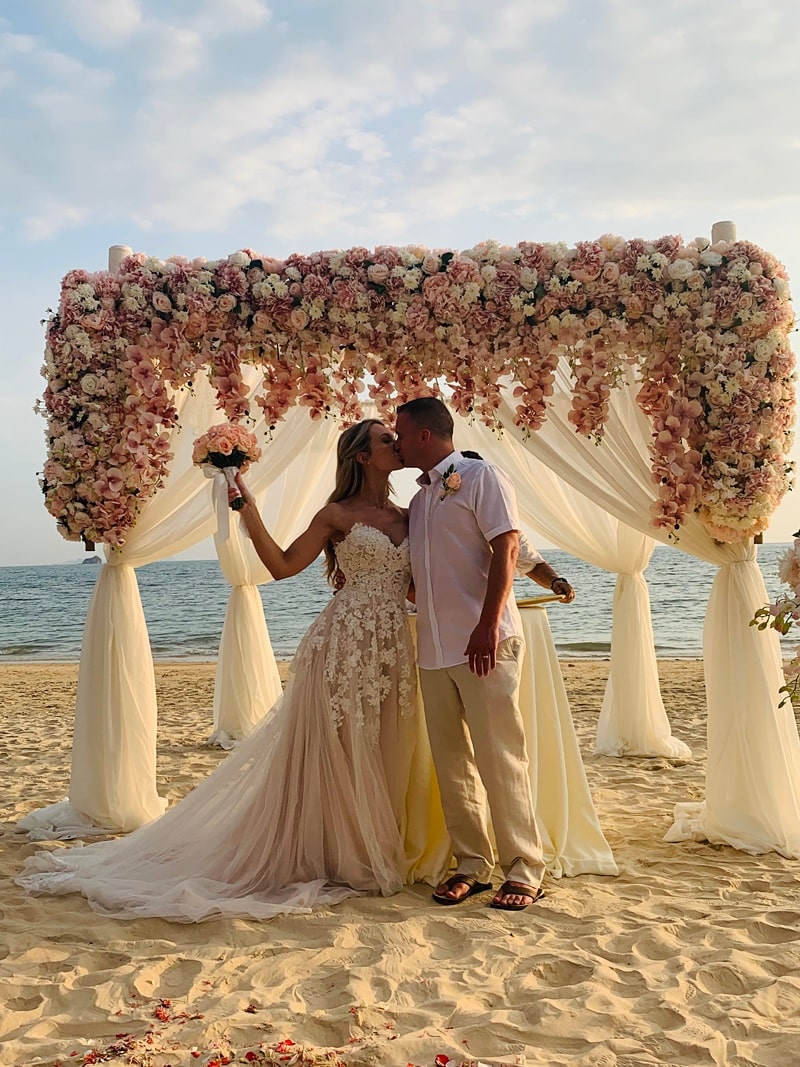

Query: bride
left=18, top=419, right=435, bottom=921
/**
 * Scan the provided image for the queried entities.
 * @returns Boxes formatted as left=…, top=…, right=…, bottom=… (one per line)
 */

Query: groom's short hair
left=397, top=397, right=454, bottom=439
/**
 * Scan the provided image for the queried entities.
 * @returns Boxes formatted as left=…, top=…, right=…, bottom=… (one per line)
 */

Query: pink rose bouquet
left=192, top=423, right=262, bottom=509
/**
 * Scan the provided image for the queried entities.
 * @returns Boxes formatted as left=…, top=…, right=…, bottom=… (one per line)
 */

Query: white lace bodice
left=333, top=522, right=412, bottom=601
left=293, top=522, right=416, bottom=744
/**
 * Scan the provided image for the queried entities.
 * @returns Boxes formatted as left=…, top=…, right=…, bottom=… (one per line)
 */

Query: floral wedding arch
left=40, top=230, right=793, bottom=548
left=30, top=224, right=800, bottom=862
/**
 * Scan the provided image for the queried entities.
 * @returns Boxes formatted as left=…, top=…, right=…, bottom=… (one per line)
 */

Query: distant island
left=81, top=555, right=102, bottom=565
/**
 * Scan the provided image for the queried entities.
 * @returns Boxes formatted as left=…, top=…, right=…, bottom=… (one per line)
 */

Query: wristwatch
left=550, top=577, right=567, bottom=590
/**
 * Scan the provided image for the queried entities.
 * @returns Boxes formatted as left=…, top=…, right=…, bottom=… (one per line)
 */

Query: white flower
left=726, top=261, right=751, bottom=283
left=80, top=373, right=99, bottom=395
left=773, top=277, right=789, bottom=298
left=667, top=258, right=694, bottom=281
left=227, top=251, right=250, bottom=267
left=402, top=268, right=423, bottom=291
left=699, top=249, right=723, bottom=267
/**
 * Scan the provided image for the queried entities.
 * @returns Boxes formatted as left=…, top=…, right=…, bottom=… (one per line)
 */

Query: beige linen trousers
left=419, top=636, right=546, bottom=888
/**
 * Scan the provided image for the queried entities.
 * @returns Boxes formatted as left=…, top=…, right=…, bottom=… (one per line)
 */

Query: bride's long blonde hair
left=323, top=418, right=386, bottom=583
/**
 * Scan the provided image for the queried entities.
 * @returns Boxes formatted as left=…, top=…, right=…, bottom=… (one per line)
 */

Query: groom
left=394, top=397, right=551, bottom=911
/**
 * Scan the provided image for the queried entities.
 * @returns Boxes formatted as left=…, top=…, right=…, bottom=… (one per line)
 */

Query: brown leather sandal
left=432, top=874, right=493, bottom=906
left=489, top=880, right=544, bottom=911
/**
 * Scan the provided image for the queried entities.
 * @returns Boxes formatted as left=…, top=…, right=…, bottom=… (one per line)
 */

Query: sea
left=0, top=544, right=795, bottom=663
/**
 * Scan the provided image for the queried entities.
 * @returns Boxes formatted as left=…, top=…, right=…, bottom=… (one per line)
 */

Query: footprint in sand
left=746, top=919, right=800, bottom=945
left=536, top=959, right=595, bottom=988
left=7, top=993, right=43, bottom=1011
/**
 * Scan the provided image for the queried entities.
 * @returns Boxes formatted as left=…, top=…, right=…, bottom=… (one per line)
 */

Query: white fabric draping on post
left=597, top=526, right=690, bottom=759
left=209, top=547, right=282, bottom=749
left=517, top=606, right=618, bottom=877
left=496, top=369, right=800, bottom=856
left=459, top=411, right=689, bottom=758
left=209, top=412, right=340, bottom=746
left=665, top=545, right=800, bottom=856
left=19, top=375, right=340, bottom=838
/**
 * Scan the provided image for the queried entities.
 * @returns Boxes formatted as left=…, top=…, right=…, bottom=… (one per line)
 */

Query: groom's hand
left=465, top=621, right=499, bottom=677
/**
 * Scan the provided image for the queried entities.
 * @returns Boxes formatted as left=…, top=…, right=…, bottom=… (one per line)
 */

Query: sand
left=1, top=661, right=799, bottom=1067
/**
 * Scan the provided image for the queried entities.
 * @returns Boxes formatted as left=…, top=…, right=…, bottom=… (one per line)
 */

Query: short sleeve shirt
left=408, top=452, right=524, bottom=669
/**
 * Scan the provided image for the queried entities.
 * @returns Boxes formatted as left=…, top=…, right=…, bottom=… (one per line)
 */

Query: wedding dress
left=17, top=523, right=424, bottom=921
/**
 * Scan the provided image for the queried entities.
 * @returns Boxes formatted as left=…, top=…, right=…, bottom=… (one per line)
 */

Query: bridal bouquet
left=751, top=531, right=800, bottom=704
left=192, top=423, right=262, bottom=509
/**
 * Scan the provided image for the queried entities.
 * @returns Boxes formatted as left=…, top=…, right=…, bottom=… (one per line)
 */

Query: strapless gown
left=17, top=523, right=424, bottom=921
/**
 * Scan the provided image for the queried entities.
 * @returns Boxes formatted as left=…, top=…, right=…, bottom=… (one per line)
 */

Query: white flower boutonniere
left=440, top=464, right=462, bottom=501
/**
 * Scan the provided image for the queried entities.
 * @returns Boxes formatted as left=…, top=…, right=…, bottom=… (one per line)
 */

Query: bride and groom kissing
left=19, top=397, right=574, bottom=920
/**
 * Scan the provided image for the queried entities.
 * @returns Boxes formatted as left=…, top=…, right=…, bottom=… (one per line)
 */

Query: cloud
left=1, top=0, right=799, bottom=254
left=59, top=0, right=143, bottom=47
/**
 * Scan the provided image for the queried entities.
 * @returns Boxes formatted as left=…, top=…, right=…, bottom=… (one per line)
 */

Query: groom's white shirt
left=408, top=451, right=524, bottom=670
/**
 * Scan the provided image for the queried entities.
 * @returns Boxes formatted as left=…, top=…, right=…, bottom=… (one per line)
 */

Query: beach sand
left=2, top=661, right=799, bottom=1067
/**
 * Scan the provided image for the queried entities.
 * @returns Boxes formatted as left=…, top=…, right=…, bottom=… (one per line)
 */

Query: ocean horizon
left=0, top=544, right=794, bottom=664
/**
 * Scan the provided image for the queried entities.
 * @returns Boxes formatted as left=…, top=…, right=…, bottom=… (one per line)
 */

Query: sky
left=1, top=0, right=799, bottom=566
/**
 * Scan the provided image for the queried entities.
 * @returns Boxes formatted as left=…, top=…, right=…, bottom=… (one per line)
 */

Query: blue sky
left=1, top=0, right=799, bottom=565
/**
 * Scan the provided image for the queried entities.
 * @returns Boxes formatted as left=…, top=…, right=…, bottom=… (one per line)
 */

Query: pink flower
left=367, top=262, right=390, bottom=285
left=288, top=307, right=309, bottom=331
left=440, top=467, right=461, bottom=498
left=585, top=308, right=606, bottom=332
left=152, top=291, right=172, bottom=313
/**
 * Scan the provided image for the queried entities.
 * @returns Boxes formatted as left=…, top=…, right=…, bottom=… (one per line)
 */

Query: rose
left=700, top=249, right=723, bottom=267
left=152, top=291, right=172, bottom=313
left=80, top=373, right=99, bottom=395
left=289, top=307, right=309, bottom=331
left=440, top=464, right=462, bottom=499
left=217, top=293, right=237, bottom=313
left=585, top=308, right=606, bottom=332
left=667, top=258, right=694, bottom=281
left=422, top=253, right=441, bottom=275
left=367, top=262, right=390, bottom=285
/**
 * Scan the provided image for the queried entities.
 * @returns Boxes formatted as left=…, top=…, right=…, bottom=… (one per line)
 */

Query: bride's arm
left=234, top=474, right=341, bottom=580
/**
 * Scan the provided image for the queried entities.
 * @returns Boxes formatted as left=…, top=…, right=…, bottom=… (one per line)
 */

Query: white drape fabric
left=666, top=548, right=800, bottom=857
left=518, top=606, right=618, bottom=877
left=459, top=411, right=689, bottom=759
left=208, top=403, right=339, bottom=747
left=19, top=375, right=339, bottom=837
left=496, top=369, right=800, bottom=856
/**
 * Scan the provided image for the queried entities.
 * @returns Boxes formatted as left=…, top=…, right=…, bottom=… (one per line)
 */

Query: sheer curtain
left=209, top=405, right=339, bottom=747
left=19, top=376, right=337, bottom=838
left=496, top=368, right=800, bottom=857
left=460, top=413, right=689, bottom=758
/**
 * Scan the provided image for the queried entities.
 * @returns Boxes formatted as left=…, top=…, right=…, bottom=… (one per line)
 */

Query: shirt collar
left=416, top=451, right=462, bottom=488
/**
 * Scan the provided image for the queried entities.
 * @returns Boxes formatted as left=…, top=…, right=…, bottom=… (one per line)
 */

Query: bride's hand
left=231, top=472, right=256, bottom=509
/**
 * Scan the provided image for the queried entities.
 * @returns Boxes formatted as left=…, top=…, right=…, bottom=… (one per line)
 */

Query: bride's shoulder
left=311, top=500, right=350, bottom=536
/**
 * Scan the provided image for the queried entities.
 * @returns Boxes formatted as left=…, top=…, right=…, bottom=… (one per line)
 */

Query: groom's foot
left=432, top=874, right=492, bottom=905
left=489, top=880, right=543, bottom=911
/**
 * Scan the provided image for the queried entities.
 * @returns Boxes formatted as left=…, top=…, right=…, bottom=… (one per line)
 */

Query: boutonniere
left=440, top=464, right=462, bottom=501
